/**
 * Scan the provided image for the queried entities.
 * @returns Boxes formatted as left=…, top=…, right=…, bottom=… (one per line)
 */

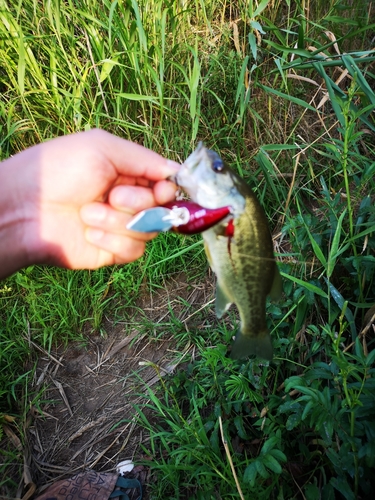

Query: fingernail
left=166, top=159, right=181, bottom=171
left=86, top=228, right=105, bottom=243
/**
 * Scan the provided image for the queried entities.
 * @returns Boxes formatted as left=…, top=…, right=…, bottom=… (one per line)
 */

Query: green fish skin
left=175, top=143, right=282, bottom=361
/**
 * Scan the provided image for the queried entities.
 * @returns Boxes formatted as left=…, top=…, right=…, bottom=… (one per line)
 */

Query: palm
left=38, top=147, right=118, bottom=268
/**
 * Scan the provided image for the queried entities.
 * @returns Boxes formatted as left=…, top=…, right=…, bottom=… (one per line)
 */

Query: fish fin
left=204, top=241, right=213, bottom=267
left=215, top=282, right=232, bottom=318
left=269, top=265, right=282, bottom=301
left=230, top=329, right=273, bottom=361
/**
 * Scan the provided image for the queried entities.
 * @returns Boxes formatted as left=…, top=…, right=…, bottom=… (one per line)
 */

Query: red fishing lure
left=164, top=200, right=233, bottom=235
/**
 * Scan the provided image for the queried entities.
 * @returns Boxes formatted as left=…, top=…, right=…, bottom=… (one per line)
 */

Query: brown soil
left=25, top=273, right=215, bottom=499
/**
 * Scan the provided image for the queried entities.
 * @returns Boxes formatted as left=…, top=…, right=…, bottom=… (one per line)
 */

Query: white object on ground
left=116, top=460, right=135, bottom=474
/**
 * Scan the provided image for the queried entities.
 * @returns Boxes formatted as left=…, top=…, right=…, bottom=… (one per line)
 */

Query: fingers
left=80, top=201, right=156, bottom=240
left=81, top=201, right=154, bottom=263
left=86, top=129, right=181, bottom=181
left=80, top=180, right=178, bottom=263
left=85, top=229, right=147, bottom=264
left=109, top=181, right=177, bottom=211
left=108, top=185, right=156, bottom=214
left=153, top=179, right=179, bottom=205
left=76, top=130, right=181, bottom=265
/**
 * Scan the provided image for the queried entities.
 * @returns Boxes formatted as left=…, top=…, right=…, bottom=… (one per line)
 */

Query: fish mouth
left=167, top=173, right=178, bottom=183
left=185, top=142, right=206, bottom=170
left=168, top=142, right=206, bottom=185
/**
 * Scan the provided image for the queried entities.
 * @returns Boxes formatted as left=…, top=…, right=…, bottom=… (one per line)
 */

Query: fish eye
left=212, top=158, right=224, bottom=173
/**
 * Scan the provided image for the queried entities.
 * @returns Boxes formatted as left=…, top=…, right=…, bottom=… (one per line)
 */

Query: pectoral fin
left=269, top=265, right=282, bottom=301
left=204, top=241, right=213, bottom=267
left=215, top=282, right=232, bottom=318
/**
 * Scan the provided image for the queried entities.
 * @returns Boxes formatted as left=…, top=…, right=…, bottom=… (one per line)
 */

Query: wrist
left=0, top=150, right=43, bottom=279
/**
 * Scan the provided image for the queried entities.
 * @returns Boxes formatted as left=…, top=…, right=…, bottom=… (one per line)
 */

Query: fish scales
left=206, top=189, right=276, bottom=354
left=175, top=143, right=282, bottom=360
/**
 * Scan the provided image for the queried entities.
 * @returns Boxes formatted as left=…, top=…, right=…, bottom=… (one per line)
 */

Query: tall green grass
left=1, top=0, right=375, bottom=497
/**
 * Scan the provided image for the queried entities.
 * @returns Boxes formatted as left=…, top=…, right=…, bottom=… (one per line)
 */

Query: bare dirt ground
left=24, top=274, right=215, bottom=499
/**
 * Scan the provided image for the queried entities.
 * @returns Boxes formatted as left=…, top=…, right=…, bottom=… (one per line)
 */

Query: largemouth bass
left=174, top=143, right=282, bottom=360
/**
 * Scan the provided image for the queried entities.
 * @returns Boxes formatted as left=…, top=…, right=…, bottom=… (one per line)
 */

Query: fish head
left=174, top=143, right=246, bottom=214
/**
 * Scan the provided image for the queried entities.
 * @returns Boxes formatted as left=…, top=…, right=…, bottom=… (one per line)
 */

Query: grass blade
left=313, top=62, right=345, bottom=126
left=280, top=272, right=328, bottom=299
left=326, top=280, right=357, bottom=340
left=257, top=83, right=317, bottom=111
left=327, top=209, right=347, bottom=279
left=341, top=54, right=375, bottom=105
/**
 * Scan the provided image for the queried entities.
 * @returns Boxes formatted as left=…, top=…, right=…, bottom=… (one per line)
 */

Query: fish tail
left=230, top=328, right=273, bottom=361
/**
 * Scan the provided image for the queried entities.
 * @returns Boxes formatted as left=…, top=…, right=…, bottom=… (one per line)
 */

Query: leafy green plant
left=281, top=338, right=375, bottom=499
left=133, top=344, right=289, bottom=498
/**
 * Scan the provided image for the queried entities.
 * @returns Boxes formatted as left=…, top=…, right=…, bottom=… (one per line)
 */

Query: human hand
left=0, top=129, right=179, bottom=278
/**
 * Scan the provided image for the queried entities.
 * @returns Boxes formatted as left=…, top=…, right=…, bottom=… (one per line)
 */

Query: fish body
left=175, top=143, right=281, bottom=360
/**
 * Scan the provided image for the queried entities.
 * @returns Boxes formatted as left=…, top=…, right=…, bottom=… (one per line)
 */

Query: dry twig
left=219, top=416, right=245, bottom=500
